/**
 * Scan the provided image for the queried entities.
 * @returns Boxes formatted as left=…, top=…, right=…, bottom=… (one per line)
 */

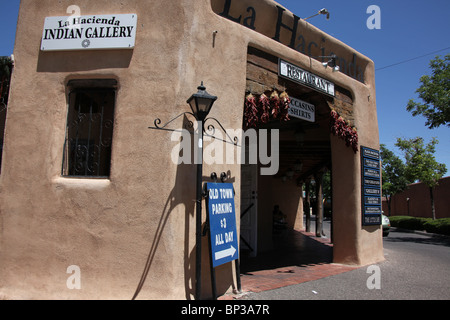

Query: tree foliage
left=395, top=137, right=447, bottom=187
left=0, top=56, right=12, bottom=78
left=406, top=54, right=450, bottom=129
left=0, top=56, right=13, bottom=106
left=380, top=144, right=410, bottom=215
left=395, top=137, right=447, bottom=219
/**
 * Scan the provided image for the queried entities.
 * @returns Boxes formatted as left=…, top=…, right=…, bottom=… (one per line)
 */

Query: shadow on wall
left=130, top=120, right=238, bottom=300
left=131, top=161, right=197, bottom=300
left=130, top=164, right=238, bottom=300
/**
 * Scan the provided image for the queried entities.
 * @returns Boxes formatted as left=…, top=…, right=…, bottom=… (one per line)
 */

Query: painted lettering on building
left=211, top=0, right=365, bottom=83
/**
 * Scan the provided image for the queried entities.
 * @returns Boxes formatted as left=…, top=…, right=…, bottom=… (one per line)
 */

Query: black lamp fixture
left=187, top=81, right=218, bottom=121
left=321, top=54, right=340, bottom=72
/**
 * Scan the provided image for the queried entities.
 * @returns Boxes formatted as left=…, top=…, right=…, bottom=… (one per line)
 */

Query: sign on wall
left=279, top=59, right=335, bottom=96
left=206, top=183, right=239, bottom=268
left=288, top=97, right=315, bottom=122
left=41, top=14, right=137, bottom=51
left=361, top=146, right=382, bottom=226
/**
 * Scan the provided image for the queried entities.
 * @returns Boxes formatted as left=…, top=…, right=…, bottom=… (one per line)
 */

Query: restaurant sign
left=279, top=59, right=335, bottom=97
left=41, top=14, right=137, bottom=51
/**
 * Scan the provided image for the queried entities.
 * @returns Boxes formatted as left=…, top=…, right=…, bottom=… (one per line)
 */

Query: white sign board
left=41, top=14, right=137, bottom=51
left=288, top=97, right=315, bottom=122
left=279, top=59, right=335, bottom=96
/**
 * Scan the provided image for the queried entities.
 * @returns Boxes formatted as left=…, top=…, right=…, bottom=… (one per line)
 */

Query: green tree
left=380, top=144, right=410, bottom=216
left=0, top=56, right=13, bottom=103
left=406, top=54, right=450, bottom=129
left=395, top=137, right=447, bottom=219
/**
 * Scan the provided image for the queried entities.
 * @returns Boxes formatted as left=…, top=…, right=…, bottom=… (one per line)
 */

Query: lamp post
left=186, top=82, right=217, bottom=300
left=148, top=81, right=226, bottom=300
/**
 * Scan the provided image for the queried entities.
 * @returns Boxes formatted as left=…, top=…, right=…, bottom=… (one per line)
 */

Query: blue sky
left=276, top=0, right=450, bottom=175
left=0, top=0, right=449, bottom=175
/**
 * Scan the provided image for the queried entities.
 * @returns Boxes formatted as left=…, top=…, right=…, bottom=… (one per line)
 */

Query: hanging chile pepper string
left=259, top=93, right=271, bottom=124
left=279, top=91, right=291, bottom=122
left=244, top=93, right=258, bottom=128
left=330, top=109, right=358, bottom=153
left=270, top=90, right=280, bottom=119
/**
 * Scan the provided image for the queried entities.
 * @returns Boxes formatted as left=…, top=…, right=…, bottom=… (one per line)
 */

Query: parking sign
left=206, top=183, right=239, bottom=268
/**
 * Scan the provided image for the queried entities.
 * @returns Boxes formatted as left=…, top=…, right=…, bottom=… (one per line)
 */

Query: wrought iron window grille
left=62, top=84, right=116, bottom=178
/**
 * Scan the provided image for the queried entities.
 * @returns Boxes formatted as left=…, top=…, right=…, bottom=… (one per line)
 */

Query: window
left=62, top=80, right=117, bottom=177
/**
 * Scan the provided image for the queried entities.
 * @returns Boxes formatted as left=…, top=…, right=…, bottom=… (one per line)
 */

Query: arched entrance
left=239, top=47, right=356, bottom=272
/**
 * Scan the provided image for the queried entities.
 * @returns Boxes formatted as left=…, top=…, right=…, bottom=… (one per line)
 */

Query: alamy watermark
left=171, top=124, right=279, bottom=176
left=66, top=265, right=81, bottom=290
left=367, top=5, right=381, bottom=30
left=366, top=265, right=381, bottom=290
left=66, top=5, right=81, bottom=30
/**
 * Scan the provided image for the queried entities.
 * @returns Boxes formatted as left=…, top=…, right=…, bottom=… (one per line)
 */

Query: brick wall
left=382, top=176, right=450, bottom=219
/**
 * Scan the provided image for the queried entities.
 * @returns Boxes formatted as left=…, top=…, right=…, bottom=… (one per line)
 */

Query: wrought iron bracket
left=148, top=113, right=240, bottom=147
left=148, top=112, right=195, bottom=133
left=203, top=117, right=240, bottom=147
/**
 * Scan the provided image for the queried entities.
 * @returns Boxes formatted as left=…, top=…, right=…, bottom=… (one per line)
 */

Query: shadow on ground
left=240, top=229, right=333, bottom=274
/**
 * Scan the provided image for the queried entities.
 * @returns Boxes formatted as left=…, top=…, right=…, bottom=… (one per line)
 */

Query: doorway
left=239, top=47, right=340, bottom=269
left=240, top=151, right=258, bottom=257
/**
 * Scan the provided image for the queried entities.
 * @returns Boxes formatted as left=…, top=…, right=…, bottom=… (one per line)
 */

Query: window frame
left=62, top=79, right=118, bottom=179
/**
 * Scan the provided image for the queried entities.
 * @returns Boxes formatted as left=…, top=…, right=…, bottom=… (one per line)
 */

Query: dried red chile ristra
left=244, top=93, right=259, bottom=128
left=259, top=93, right=271, bottom=124
left=244, top=89, right=293, bottom=127
left=279, top=91, right=291, bottom=122
left=330, top=109, right=359, bottom=153
left=270, top=91, right=280, bottom=119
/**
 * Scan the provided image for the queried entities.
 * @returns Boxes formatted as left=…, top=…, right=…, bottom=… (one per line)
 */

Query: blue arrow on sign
left=214, top=245, right=237, bottom=261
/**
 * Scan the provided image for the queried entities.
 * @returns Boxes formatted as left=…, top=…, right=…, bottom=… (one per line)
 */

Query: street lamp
left=321, top=54, right=340, bottom=72
left=304, top=8, right=330, bottom=21
left=187, top=81, right=217, bottom=121
left=148, top=82, right=236, bottom=300
left=187, top=82, right=217, bottom=300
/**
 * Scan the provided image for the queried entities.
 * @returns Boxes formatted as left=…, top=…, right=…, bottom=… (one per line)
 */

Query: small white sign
left=279, top=59, right=335, bottom=96
left=288, top=97, right=315, bottom=122
left=41, top=14, right=137, bottom=51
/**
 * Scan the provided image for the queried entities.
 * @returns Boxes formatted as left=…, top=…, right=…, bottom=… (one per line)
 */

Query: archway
left=238, top=47, right=355, bottom=271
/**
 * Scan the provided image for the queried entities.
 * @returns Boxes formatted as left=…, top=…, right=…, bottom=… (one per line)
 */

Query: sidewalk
left=219, top=229, right=358, bottom=300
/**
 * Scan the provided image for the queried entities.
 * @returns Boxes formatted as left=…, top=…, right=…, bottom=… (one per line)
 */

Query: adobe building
left=0, top=0, right=384, bottom=300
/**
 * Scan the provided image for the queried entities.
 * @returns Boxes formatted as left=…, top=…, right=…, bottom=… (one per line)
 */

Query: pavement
left=219, top=221, right=358, bottom=300
left=218, top=222, right=450, bottom=301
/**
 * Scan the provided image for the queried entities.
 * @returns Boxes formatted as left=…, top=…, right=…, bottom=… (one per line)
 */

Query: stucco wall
left=0, top=0, right=383, bottom=300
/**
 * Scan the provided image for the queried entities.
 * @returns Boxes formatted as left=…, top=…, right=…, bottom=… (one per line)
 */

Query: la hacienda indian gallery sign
left=41, top=14, right=137, bottom=51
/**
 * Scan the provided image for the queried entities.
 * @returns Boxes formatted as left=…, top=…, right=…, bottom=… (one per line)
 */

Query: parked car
left=382, top=214, right=390, bottom=237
